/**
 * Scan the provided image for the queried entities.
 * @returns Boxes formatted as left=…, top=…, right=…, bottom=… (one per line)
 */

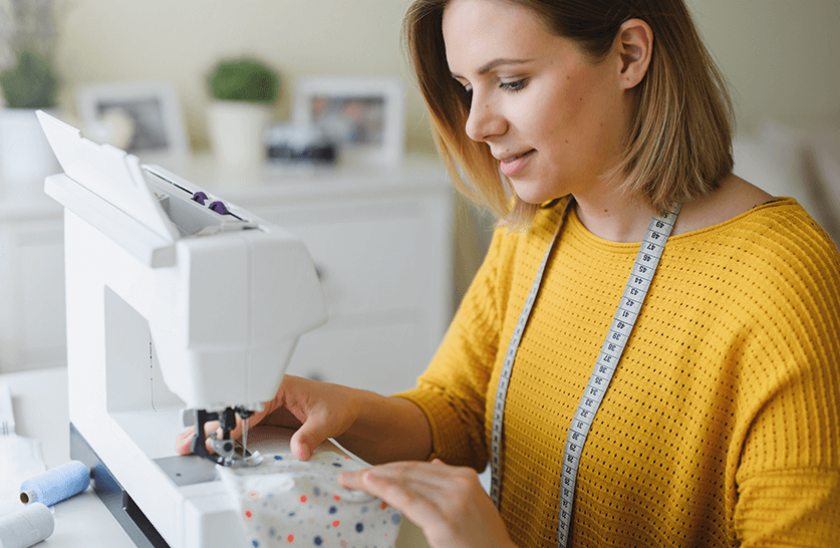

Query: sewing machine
left=37, top=111, right=328, bottom=547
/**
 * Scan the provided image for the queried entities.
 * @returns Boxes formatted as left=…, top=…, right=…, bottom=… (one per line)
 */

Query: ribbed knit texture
left=396, top=197, right=840, bottom=547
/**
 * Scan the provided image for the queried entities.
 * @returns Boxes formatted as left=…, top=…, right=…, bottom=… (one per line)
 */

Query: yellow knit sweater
left=397, top=197, right=840, bottom=547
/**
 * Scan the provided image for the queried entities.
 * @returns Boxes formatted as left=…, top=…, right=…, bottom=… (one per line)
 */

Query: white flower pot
left=206, top=101, right=271, bottom=168
left=0, top=108, right=62, bottom=201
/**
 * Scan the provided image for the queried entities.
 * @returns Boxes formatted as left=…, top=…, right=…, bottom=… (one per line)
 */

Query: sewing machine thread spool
left=209, top=201, right=229, bottom=215
left=19, top=461, right=90, bottom=507
left=192, top=191, right=208, bottom=205
left=0, top=502, right=54, bottom=548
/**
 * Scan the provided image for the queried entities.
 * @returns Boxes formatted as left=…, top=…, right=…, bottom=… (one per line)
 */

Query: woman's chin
left=511, top=182, right=558, bottom=206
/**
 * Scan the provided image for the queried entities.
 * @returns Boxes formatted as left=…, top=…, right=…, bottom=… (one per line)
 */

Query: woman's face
left=442, top=0, right=633, bottom=204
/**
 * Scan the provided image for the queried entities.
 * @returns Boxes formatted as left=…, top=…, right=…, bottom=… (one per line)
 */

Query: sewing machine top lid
left=36, top=110, right=179, bottom=243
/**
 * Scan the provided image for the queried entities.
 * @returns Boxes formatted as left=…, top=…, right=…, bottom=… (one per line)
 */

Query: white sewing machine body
left=38, top=112, right=328, bottom=547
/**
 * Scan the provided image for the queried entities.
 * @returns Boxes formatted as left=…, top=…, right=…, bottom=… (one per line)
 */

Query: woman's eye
left=500, top=78, right=528, bottom=92
left=459, top=87, right=473, bottom=107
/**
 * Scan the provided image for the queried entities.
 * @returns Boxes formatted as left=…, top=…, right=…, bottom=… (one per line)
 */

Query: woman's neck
left=571, top=189, right=658, bottom=243
left=571, top=173, right=775, bottom=243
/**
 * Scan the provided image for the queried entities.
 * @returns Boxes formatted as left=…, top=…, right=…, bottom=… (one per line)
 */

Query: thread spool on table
left=19, top=460, right=90, bottom=507
left=0, top=503, right=54, bottom=548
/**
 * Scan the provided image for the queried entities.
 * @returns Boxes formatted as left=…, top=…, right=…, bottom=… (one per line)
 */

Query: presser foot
left=230, top=446, right=264, bottom=468
left=208, top=435, right=264, bottom=467
left=191, top=407, right=264, bottom=467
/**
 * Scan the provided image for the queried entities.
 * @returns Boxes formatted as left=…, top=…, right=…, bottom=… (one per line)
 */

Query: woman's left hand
left=338, top=459, right=514, bottom=548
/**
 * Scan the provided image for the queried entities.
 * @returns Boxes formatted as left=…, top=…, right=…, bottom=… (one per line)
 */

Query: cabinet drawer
left=285, top=318, right=433, bottom=396
left=250, top=201, right=429, bottom=318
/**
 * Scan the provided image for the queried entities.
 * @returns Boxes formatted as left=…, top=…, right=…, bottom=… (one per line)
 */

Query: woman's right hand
left=174, top=374, right=361, bottom=461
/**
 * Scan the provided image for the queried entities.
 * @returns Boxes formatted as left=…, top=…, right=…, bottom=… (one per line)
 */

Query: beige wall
left=686, top=0, right=840, bottom=132
left=54, top=0, right=434, bottom=153
left=52, top=0, right=839, bottom=155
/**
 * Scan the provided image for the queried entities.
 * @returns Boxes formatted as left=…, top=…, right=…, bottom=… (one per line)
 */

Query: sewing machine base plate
left=154, top=455, right=218, bottom=487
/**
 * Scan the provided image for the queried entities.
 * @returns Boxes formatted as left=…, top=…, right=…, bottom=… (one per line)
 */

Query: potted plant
left=206, top=58, right=280, bottom=167
left=0, top=48, right=58, bottom=109
left=0, top=0, right=62, bottom=200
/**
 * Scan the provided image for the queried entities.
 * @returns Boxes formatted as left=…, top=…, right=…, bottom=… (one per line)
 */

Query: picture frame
left=78, top=81, right=190, bottom=166
left=292, top=77, right=405, bottom=167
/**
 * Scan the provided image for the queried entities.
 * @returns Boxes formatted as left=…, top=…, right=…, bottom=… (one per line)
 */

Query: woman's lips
left=499, top=150, right=535, bottom=177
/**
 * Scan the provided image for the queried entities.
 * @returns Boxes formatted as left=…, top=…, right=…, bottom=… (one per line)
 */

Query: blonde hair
left=403, top=0, right=734, bottom=227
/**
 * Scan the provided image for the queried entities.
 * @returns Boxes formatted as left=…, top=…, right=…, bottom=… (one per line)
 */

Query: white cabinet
left=0, top=154, right=454, bottom=397
left=0, top=200, right=66, bottom=371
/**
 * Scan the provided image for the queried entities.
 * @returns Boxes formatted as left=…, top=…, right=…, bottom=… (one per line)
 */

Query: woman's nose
left=464, top=93, right=506, bottom=143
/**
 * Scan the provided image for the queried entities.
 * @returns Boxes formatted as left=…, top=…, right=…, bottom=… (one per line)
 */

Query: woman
left=178, top=1, right=840, bottom=546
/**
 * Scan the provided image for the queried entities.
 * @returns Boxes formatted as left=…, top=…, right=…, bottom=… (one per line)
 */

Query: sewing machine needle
left=242, top=417, right=249, bottom=456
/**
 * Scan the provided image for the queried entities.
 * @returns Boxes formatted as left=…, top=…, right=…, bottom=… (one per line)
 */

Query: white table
left=1, top=367, right=134, bottom=547
left=1, top=367, right=430, bottom=548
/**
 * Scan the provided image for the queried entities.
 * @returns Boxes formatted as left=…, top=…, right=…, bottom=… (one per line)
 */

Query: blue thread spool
left=19, top=461, right=90, bottom=507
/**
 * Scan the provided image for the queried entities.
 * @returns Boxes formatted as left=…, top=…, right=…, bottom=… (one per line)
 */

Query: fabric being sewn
left=218, top=449, right=401, bottom=547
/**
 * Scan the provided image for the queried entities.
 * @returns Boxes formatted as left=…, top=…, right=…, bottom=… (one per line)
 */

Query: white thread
left=0, top=503, right=54, bottom=548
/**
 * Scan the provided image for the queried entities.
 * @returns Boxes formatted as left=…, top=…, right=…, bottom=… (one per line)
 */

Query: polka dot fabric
left=218, top=450, right=400, bottom=547
left=396, top=198, right=840, bottom=547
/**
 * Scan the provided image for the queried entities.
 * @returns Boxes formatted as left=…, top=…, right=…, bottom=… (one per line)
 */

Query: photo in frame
left=78, top=81, right=189, bottom=166
left=292, top=77, right=405, bottom=166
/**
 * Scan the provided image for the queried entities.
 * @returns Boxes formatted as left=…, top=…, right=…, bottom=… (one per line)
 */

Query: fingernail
left=297, top=442, right=309, bottom=460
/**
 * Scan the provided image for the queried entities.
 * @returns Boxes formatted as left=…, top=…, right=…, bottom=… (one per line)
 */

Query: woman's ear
left=616, top=18, right=653, bottom=90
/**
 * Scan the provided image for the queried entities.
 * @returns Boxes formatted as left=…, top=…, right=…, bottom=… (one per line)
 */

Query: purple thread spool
left=209, top=201, right=229, bottom=215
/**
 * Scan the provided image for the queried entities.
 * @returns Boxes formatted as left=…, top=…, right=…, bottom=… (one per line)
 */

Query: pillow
left=807, top=128, right=840, bottom=226
left=732, top=125, right=817, bottom=213
left=733, top=121, right=840, bottom=244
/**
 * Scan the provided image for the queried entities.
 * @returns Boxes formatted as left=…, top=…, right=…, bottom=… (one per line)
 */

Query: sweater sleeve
left=732, top=218, right=840, bottom=546
left=734, top=348, right=840, bottom=545
left=394, top=226, right=509, bottom=471
left=735, top=469, right=840, bottom=546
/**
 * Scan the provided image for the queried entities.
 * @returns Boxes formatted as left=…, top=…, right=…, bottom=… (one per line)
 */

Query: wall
left=47, top=0, right=840, bottom=155
left=686, top=0, right=840, bottom=132
left=53, top=0, right=435, bottom=153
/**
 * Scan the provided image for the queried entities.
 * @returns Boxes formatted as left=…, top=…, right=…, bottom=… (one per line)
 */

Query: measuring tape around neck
left=488, top=198, right=681, bottom=548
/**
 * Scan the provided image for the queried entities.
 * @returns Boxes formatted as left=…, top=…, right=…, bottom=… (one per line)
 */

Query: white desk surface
left=1, top=367, right=430, bottom=548
left=1, top=366, right=134, bottom=547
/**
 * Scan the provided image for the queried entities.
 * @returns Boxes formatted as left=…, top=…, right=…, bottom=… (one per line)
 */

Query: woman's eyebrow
left=451, top=58, right=533, bottom=79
